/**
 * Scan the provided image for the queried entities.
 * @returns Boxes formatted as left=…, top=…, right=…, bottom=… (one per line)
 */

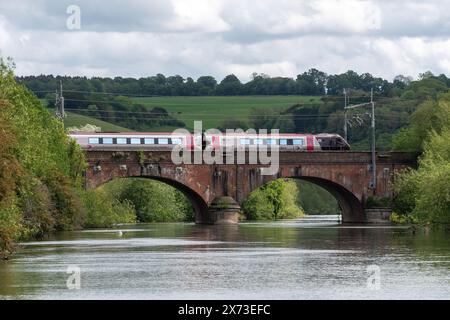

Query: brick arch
left=84, top=150, right=416, bottom=224
left=91, top=175, right=209, bottom=224
left=292, top=176, right=364, bottom=222
left=241, top=175, right=365, bottom=223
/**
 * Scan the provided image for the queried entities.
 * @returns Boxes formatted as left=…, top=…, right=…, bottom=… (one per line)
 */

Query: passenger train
left=70, top=132, right=350, bottom=151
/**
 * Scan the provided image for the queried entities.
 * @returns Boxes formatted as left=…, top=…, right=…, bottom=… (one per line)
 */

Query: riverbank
left=392, top=92, right=450, bottom=225
left=0, top=62, right=140, bottom=259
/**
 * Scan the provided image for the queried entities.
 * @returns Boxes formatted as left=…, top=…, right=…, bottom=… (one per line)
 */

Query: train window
left=287, top=139, right=293, bottom=145
left=88, top=138, right=99, bottom=144
left=293, top=139, right=303, bottom=145
left=266, top=139, right=277, bottom=145
left=279, top=139, right=287, bottom=145
left=103, top=138, right=113, bottom=144
left=224, top=138, right=234, bottom=146
left=172, top=138, right=182, bottom=145
left=130, top=138, right=141, bottom=144
left=254, top=139, right=263, bottom=145
left=117, top=138, right=127, bottom=144
left=144, top=138, right=155, bottom=144
left=158, top=138, right=169, bottom=144
left=240, top=138, right=250, bottom=145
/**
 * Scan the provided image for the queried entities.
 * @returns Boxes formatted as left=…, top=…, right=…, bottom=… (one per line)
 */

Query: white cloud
left=169, top=0, right=230, bottom=33
left=0, top=0, right=449, bottom=81
left=309, top=0, right=381, bottom=33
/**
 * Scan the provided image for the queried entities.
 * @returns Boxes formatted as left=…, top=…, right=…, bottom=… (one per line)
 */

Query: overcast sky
left=1, top=0, right=449, bottom=81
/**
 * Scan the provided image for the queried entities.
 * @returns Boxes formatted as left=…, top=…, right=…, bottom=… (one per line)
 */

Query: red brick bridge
left=84, top=150, right=415, bottom=224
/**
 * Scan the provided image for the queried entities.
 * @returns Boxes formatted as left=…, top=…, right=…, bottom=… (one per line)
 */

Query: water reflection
left=0, top=216, right=449, bottom=299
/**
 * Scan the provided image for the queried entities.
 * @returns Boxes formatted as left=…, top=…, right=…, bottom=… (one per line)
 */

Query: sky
left=0, top=0, right=449, bottom=82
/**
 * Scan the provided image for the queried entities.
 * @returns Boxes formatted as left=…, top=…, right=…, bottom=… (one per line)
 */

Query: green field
left=132, top=95, right=321, bottom=130
left=64, top=111, right=131, bottom=131
left=44, top=96, right=322, bottom=132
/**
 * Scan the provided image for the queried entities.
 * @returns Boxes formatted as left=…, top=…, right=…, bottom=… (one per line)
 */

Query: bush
left=42, top=171, right=84, bottom=230
left=393, top=169, right=419, bottom=215
left=392, top=93, right=450, bottom=152
left=18, top=177, right=57, bottom=239
left=81, top=189, right=136, bottom=228
left=0, top=196, right=22, bottom=259
left=242, top=179, right=305, bottom=220
left=390, top=212, right=418, bottom=224
left=0, top=59, right=123, bottom=256
left=412, top=162, right=450, bottom=224
left=277, top=181, right=305, bottom=219
left=101, top=178, right=195, bottom=223
left=394, top=98, right=450, bottom=225
left=242, top=189, right=275, bottom=220
left=400, top=90, right=415, bottom=100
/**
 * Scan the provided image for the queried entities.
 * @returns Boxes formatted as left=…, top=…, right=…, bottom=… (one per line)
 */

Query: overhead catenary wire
left=31, top=89, right=421, bottom=103
left=34, top=88, right=415, bottom=127
left=62, top=114, right=409, bottom=123
left=61, top=107, right=410, bottom=119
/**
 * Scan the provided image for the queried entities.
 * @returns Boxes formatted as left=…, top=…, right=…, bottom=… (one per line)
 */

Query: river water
left=0, top=215, right=449, bottom=300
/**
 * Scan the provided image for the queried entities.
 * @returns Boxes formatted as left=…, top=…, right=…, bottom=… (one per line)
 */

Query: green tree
left=296, top=68, right=327, bottom=95
left=393, top=92, right=450, bottom=152
left=197, top=76, right=217, bottom=95
left=106, top=179, right=194, bottom=222
left=0, top=59, right=86, bottom=255
left=216, top=74, right=242, bottom=95
left=242, top=180, right=304, bottom=220
left=81, top=189, right=136, bottom=228
left=393, top=92, right=450, bottom=224
left=0, top=59, right=139, bottom=257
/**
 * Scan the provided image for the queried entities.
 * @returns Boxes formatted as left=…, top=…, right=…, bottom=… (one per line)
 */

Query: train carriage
left=203, top=133, right=323, bottom=151
left=69, top=132, right=350, bottom=151
left=69, top=132, right=196, bottom=150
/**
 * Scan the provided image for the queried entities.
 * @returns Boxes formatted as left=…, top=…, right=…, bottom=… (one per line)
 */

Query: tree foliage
left=393, top=92, right=450, bottom=152
left=20, top=69, right=447, bottom=99
left=394, top=93, right=450, bottom=225
left=81, top=189, right=136, bottom=228
left=0, top=60, right=85, bottom=256
left=297, top=181, right=340, bottom=215
left=242, top=179, right=305, bottom=220
left=100, top=178, right=195, bottom=223
left=0, top=60, right=135, bottom=257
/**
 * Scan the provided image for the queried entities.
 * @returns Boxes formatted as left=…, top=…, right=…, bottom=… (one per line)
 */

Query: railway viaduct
left=84, top=149, right=416, bottom=224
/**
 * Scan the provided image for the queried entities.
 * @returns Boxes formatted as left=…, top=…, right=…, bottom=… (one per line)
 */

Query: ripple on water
left=3, top=221, right=449, bottom=300
left=19, top=238, right=223, bottom=248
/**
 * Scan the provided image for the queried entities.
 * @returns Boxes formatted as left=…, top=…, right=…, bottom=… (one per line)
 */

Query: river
left=0, top=215, right=449, bottom=299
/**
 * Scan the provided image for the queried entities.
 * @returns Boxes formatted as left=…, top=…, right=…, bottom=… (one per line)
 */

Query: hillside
left=64, top=111, right=131, bottom=132
left=64, top=111, right=180, bottom=132
left=132, top=95, right=321, bottom=129
left=51, top=96, right=322, bottom=132
left=39, top=99, right=131, bottom=132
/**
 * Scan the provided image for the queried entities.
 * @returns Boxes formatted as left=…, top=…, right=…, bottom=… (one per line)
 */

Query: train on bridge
left=69, top=132, right=350, bottom=151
